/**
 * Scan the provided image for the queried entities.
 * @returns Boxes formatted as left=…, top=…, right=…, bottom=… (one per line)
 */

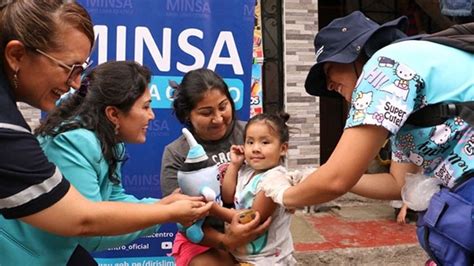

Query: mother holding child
left=161, top=68, right=288, bottom=266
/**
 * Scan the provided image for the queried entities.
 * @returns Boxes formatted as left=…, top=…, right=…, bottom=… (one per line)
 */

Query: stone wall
left=283, top=0, right=320, bottom=169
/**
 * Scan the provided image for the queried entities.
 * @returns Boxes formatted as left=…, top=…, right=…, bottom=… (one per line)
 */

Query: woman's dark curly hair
left=35, top=61, right=151, bottom=184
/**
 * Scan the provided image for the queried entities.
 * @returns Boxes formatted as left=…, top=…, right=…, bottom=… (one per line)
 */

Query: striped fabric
left=0, top=124, right=70, bottom=218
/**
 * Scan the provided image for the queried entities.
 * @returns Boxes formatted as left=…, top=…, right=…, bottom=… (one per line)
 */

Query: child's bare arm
left=209, top=202, right=237, bottom=223
left=221, top=163, right=239, bottom=204
left=397, top=203, right=409, bottom=224
left=222, top=145, right=244, bottom=204
left=251, top=191, right=277, bottom=223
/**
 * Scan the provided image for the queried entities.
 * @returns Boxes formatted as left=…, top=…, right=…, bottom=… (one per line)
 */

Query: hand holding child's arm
left=222, top=145, right=245, bottom=203
left=159, top=188, right=205, bottom=205
left=258, top=168, right=315, bottom=206
left=162, top=200, right=212, bottom=227
left=200, top=211, right=271, bottom=251
left=221, top=211, right=272, bottom=251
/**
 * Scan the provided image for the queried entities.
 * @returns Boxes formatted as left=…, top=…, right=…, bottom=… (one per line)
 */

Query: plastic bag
left=401, top=173, right=442, bottom=211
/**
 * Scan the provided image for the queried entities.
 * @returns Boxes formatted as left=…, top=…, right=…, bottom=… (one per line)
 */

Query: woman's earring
left=114, top=124, right=120, bottom=135
left=13, top=69, right=19, bottom=90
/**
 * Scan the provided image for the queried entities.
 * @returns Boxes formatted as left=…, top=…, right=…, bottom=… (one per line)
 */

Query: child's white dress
left=232, top=165, right=296, bottom=266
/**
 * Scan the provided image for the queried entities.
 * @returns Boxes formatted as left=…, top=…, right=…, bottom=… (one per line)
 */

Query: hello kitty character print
left=352, top=91, right=373, bottom=122
left=376, top=57, right=419, bottom=101
left=430, top=124, right=452, bottom=145
left=345, top=40, right=474, bottom=187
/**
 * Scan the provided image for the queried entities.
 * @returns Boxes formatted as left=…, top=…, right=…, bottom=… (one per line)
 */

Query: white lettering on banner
left=128, top=243, right=149, bottom=250
left=208, top=31, right=243, bottom=74
left=108, top=245, right=127, bottom=251
left=106, top=243, right=150, bottom=252
left=139, top=261, right=174, bottom=266
left=87, top=0, right=133, bottom=8
left=177, top=28, right=205, bottom=72
left=143, top=232, right=175, bottom=238
left=94, top=25, right=108, bottom=63
left=228, top=86, right=241, bottom=103
left=149, top=84, right=176, bottom=103
left=116, top=25, right=127, bottom=61
left=99, top=262, right=174, bottom=266
left=166, top=0, right=211, bottom=14
left=149, top=84, right=161, bottom=101
left=243, top=3, right=253, bottom=16
left=149, top=120, right=170, bottom=132
left=122, top=174, right=160, bottom=187
left=135, top=27, right=172, bottom=71
left=165, top=85, right=174, bottom=100
left=93, top=25, right=243, bottom=74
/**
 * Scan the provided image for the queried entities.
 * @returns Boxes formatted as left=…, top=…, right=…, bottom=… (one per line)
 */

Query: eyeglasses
left=35, top=48, right=92, bottom=87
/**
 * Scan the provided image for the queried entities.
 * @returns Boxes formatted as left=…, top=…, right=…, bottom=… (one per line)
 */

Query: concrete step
left=290, top=193, right=429, bottom=265
left=294, top=244, right=427, bottom=266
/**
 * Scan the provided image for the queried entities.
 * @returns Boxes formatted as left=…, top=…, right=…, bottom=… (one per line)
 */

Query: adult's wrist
left=157, top=197, right=169, bottom=205
left=160, top=204, right=174, bottom=222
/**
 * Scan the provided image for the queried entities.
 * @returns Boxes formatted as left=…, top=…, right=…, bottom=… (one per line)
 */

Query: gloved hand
left=286, top=167, right=315, bottom=185
left=258, top=167, right=316, bottom=206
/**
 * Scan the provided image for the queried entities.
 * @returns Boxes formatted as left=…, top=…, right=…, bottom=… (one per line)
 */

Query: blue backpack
left=416, top=171, right=474, bottom=266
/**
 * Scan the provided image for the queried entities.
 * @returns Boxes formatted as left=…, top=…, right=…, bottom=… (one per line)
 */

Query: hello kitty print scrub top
left=345, top=40, right=474, bottom=188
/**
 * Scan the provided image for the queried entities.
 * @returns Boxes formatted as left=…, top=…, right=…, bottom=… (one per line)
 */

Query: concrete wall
left=283, top=0, right=320, bottom=169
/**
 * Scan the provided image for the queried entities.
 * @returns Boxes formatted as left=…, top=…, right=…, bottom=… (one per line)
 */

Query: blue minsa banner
left=77, top=0, right=255, bottom=265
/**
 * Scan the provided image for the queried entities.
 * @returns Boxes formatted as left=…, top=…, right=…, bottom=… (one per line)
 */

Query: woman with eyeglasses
left=1, top=60, right=209, bottom=264
left=0, top=0, right=210, bottom=242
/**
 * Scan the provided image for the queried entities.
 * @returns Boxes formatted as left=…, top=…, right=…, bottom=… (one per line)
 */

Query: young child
left=211, top=112, right=296, bottom=265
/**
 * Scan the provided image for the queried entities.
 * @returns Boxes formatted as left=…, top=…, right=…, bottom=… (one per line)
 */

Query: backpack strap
left=406, top=102, right=474, bottom=127
left=401, top=24, right=474, bottom=127
left=421, top=22, right=474, bottom=53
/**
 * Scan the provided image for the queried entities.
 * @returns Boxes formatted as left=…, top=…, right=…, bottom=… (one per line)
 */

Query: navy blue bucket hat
left=305, top=11, right=408, bottom=98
